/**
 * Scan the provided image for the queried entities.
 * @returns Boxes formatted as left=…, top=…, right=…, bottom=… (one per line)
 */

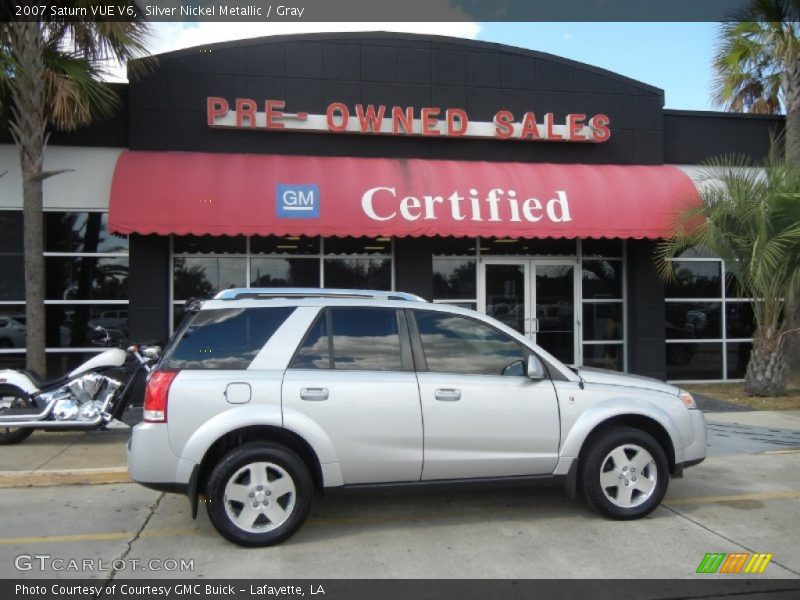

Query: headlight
left=679, top=390, right=697, bottom=410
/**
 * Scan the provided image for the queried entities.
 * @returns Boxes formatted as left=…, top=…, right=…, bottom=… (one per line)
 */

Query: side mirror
left=527, top=355, right=547, bottom=380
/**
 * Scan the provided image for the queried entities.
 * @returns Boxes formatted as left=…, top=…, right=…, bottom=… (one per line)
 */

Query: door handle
left=300, top=387, right=329, bottom=401
left=531, top=317, right=539, bottom=333
left=435, top=388, right=461, bottom=401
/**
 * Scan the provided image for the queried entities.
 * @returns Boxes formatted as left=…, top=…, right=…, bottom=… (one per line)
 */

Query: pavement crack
left=662, top=503, right=800, bottom=577
left=32, top=433, right=86, bottom=472
left=98, top=492, right=165, bottom=593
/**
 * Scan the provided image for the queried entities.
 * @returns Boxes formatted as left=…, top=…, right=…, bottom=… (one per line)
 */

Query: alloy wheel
left=223, top=461, right=297, bottom=533
left=599, top=444, right=658, bottom=509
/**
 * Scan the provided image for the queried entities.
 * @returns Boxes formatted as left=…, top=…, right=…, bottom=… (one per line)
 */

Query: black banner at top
left=1, top=0, right=770, bottom=23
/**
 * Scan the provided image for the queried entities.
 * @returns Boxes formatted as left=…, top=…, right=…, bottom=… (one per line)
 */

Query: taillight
left=144, top=370, right=178, bottom=423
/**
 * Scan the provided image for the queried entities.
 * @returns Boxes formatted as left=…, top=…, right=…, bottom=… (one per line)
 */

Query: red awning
left=108, top=151, right=699, bottom=239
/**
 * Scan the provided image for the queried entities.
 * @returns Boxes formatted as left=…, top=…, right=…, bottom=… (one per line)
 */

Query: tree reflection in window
left=414, top=310, right=527, bottom=376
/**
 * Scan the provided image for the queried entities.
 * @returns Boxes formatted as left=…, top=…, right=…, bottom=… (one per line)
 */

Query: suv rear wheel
left=205, top=442, right=313, bottom=546
left=580, top=427, right=669, bottom=519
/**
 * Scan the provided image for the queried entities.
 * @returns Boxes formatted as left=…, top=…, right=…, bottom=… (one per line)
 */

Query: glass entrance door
left=481, top=259, right=579, bottom=365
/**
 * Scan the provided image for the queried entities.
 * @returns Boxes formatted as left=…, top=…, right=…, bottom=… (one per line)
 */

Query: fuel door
left=224, top=382, right=252, bottom=404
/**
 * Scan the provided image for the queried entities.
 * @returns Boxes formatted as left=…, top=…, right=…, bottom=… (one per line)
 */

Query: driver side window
left=413, top=310, right=529, bottom=376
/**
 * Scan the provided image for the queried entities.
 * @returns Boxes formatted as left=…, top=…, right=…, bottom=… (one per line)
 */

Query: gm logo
left=277, top=184, right=320, bottom=219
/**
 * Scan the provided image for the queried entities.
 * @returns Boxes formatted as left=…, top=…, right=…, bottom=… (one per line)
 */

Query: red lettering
left=589, top=114, right=611, bottom=142
left=392, top=107, right=414, bottom=134
left=494, top=110, right=515, bottom=139
left=265, top=100, right=285, bottom=129
left=235, top=98, right=257, bottom=128
left=421, top=108, right=441, bottom=136
left=206, top=97, right=229, bottom=126
left=355, top=104, right=386, bottom=133
left=446, top=109, right=468, bottom=136
left=544, top=113, right=564, bottom=141
left=567, top=113, right=587, bottom=141
left=326, top=102, right=350, bottom=132
left=520, top=112, right=540, bottom=140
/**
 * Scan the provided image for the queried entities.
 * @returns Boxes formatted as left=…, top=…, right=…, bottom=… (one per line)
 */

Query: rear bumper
left=127, top=422, right=195, bottom=489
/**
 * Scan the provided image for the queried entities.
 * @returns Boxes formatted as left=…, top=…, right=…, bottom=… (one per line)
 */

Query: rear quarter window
left=162, top=307, right=295, bottom=370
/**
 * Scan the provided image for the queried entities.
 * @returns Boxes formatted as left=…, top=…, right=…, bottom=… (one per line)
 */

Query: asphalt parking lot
left=0, top=413, right=799, bottom=581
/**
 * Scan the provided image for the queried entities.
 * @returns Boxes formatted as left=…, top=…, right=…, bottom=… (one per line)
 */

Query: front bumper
left=673, top=409, right=707, bottom=476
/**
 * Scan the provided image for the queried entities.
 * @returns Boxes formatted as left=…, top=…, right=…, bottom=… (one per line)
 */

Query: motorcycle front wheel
left=0, top=385, right=34, bottom=445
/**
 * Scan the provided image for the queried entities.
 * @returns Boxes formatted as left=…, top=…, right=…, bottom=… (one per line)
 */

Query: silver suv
left=128, top=288, right=706, bottom=546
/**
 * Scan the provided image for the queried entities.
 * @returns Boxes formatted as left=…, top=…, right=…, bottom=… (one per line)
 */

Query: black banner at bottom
left=2, top=580, right=800, bottom=600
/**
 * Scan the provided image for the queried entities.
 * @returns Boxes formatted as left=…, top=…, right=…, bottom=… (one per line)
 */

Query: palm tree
left=0, top=7, right=150, bottom=373
left=713, top=0, right=800, bottom=161
left=657, top=145, right=800, bottom=396
left=712, top=0, right=800, bottom=163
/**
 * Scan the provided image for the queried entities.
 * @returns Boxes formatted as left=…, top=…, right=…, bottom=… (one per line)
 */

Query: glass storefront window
left=0, top=306, right=27, bottom=349
left=44, top=212, right=129, bottom=253
left=481, top=238, right=576, bottom=256
left=726, top=342, right=753, bottom=379
left=725, top=271, right=749, bottom=299
left=0, top=255, right=24, bottom=301
left=582, top=344, right=623, bottom=371
left=665, top=302, right=722, bottom=340
left=0, top=354, right=25, bottom=370
left=45, top=257, right=129, bottom=301
left=666, top=342, right=723, bottom=380
left=324, top=237, right=391, bottom=255
left=726, top=301, right=756, bottom=339
left=583, top=303, right=623, bottom=341
left=664, top=261, right=721, bottom=298
left=173, top=235, right=246, bottom=255
left=251, top=235, right=319, bottom=255
left=44, top=304, right=130, bottom=348
left=323, top=258, right=391, bottom=290
left=582, top=239, right=622, bottom=258
left=433, top=259, right=476, bottom=299
left=170, top=236, right=394, bottom=333
left=173, top=257, right=247, bottom=299
left=250, top=258, right=320, bottom=287
left=431, top=237, right=476, bottom=256
left=582, top=260, right=622, bottom=299
left=0, top=211, right=24, bottom=302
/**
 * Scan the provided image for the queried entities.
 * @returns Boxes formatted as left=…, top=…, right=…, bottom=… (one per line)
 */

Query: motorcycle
left=0, top=327, right=159, bottom=445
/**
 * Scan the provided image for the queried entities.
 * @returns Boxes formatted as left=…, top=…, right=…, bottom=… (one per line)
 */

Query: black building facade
left=0, top=33, right=784, bottom=381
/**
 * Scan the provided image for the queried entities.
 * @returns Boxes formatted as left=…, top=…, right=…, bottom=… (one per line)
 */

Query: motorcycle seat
left=19, top=369, right=68, bottom=391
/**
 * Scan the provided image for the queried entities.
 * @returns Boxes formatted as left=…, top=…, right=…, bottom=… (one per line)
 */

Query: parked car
left=128, top=288, right=707, bottom=547
left=0, top=316, right=26, bottom=348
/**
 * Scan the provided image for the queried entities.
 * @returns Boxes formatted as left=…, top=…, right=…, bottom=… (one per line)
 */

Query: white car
left=0, top=316, right=26, bottom=348
left=128, top=288, right=707, bottom=546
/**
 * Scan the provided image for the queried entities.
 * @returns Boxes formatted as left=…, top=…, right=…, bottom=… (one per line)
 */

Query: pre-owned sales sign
left=206, top=97, right=611, bottom=143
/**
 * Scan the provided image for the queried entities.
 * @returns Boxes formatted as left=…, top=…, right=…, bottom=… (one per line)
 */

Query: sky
left=118, top=22, right=721, bottom=111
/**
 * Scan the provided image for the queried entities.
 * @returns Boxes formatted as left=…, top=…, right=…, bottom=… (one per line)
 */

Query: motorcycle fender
left=68, top=348, right=127, bottom=378
left=178, top=404, right=342, bottom=487
left=0, top=370, right=39, bottom=395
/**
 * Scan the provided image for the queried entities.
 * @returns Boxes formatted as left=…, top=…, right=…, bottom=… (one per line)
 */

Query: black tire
left=205, top=442, right=313, bottom=547
left=0, top=385, right=34, bottom=445
left=580, top=426, right=669, bottom=520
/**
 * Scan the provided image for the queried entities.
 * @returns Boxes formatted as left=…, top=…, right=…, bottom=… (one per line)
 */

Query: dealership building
left=0, top=33, right=784, bottom=380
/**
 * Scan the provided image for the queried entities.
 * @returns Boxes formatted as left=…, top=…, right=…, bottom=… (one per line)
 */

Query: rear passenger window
left=163, top=307, right=294, bottom=370
left=291, top=307, right=402, bottom=371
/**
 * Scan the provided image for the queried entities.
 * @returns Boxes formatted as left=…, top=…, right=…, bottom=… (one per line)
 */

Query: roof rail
left=213, top=288, right=427, bottom=302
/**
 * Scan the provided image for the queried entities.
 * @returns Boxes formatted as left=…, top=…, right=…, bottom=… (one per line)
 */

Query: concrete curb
left=0, top=467, right=130, bottom=489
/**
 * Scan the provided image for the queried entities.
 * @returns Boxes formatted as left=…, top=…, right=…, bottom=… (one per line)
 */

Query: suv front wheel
left=580, top=427, right=669, bottom=519
left=205, top=442, right=313, bottom=546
